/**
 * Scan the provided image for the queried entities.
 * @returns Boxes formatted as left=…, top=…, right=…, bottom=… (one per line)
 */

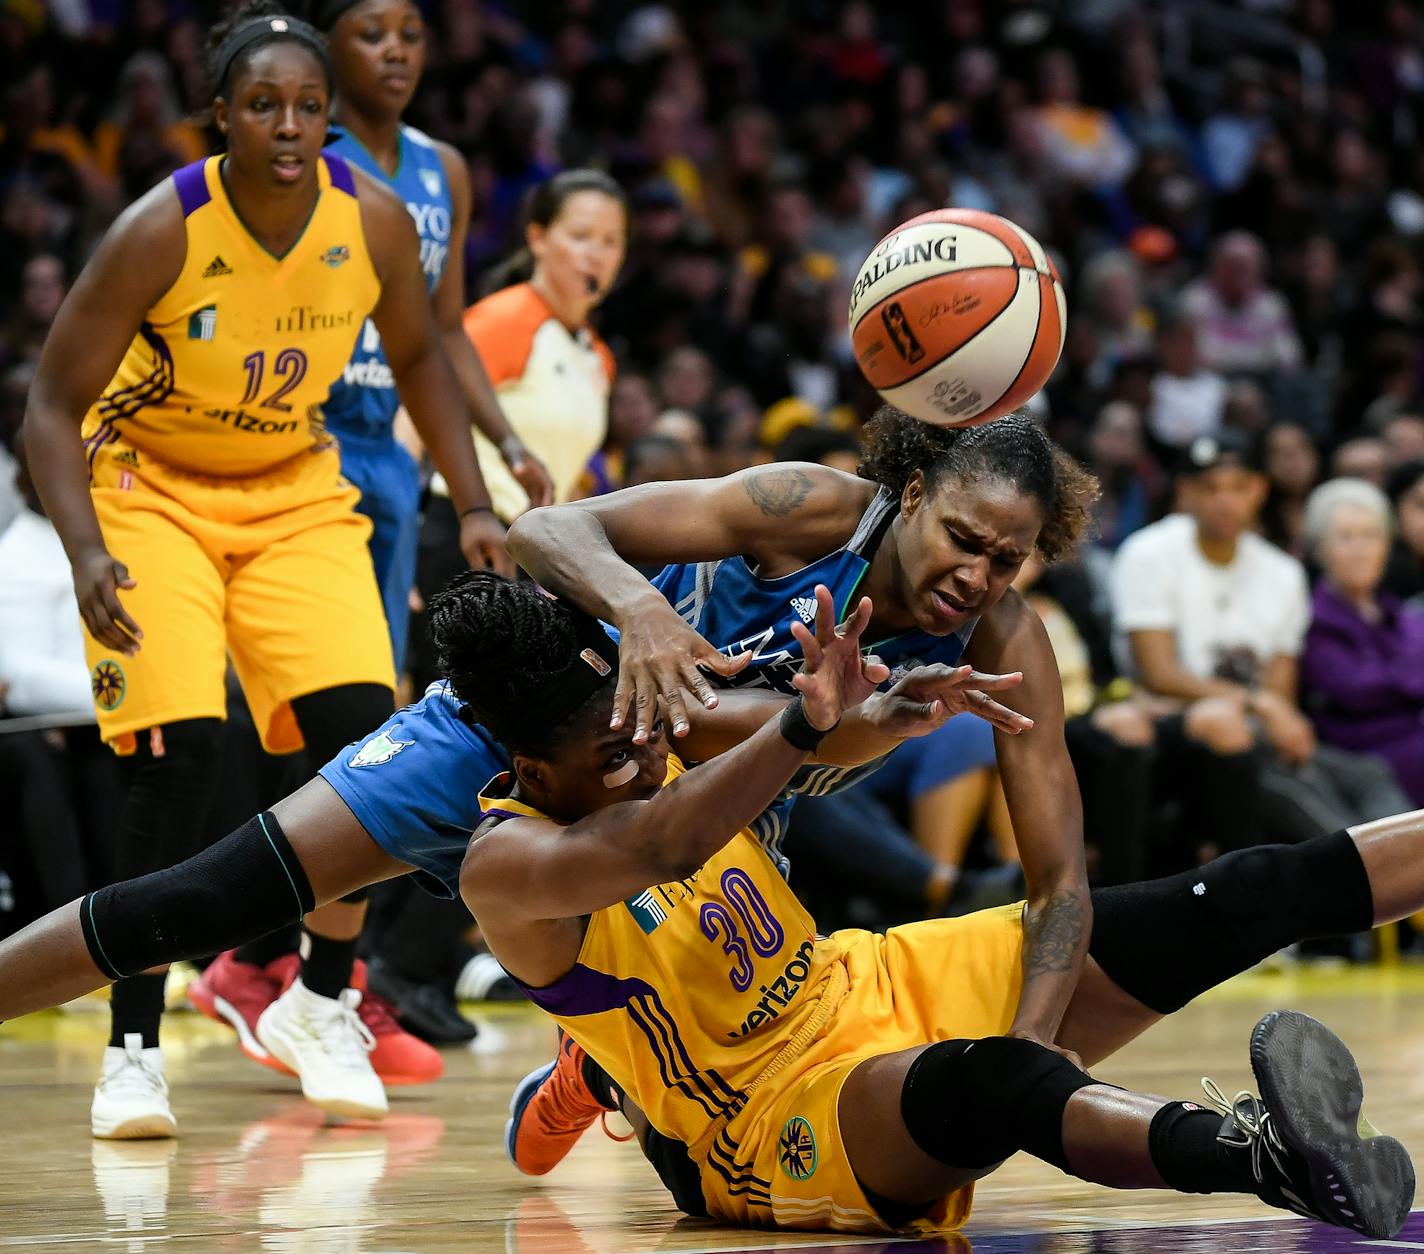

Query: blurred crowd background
left=5, top=0, right=1424, bottom=961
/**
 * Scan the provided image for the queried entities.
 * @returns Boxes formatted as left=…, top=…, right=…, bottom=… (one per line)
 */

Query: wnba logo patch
left=91, top=660, right=126, bottom=711
left=777, top=1116, right=817, bottom=1181
left=881, top=301, right=924, bottom=364
left=320, top=245, right=350, bottom=268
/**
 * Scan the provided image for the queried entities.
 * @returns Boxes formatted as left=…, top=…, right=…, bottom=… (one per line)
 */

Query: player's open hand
left=74, top=546, right=142, bottom=656
left=790, top=584, right=889, bottom=731
left=612, top=598, right=750, bottom=744
left=459, top=509, right=515, bottom=578
left=868, top=663, right=1033, bottom=739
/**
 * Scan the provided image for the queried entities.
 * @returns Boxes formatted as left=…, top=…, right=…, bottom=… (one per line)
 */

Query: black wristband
left=779, top=695, right=837, bottom=752
left=459, top=505, right=497, bottom=519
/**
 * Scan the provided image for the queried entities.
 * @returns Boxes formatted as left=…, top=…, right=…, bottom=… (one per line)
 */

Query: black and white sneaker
left=1200, top=1009, right=1413, bottom=1239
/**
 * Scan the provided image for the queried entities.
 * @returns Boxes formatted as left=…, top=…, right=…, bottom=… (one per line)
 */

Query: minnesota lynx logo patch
left=348, top=730, right=412, bottom=768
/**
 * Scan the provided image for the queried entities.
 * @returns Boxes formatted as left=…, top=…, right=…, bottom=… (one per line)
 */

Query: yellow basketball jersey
left=82, top=154, right=381, bottom=477
left=478, top=757, right=844, bottom=1154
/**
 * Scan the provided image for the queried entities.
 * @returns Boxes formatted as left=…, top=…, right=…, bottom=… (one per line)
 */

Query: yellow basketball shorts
left=84, top=437, right=395, bottom=754
left=699, top=903, right=1026, bottom=1236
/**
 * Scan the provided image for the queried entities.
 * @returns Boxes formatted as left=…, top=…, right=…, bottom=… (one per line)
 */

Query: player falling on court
left=21, top=7, right=504, bottom=1136
left=186, top=0, right=556, bottom=1081
left=449, top=571, right=1414, bottom=1241
left=8, top=405, right=1424, bottom=1189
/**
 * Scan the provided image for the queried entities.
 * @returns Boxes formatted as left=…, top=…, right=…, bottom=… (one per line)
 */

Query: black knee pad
left=81, top=812, right=316, bottom=980
left=1090, top=828, right=1373, bottom=1014
left=900, top=1037, right=1098, bottom=1172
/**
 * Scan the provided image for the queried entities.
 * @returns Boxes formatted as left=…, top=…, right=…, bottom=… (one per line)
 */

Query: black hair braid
left=859, top=404, right=1100, bottom=562
left=426, top=571, right=584, bottom=752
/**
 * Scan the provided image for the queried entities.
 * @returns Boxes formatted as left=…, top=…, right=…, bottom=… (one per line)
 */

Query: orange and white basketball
left=849, top=209, right=1066, bottom=427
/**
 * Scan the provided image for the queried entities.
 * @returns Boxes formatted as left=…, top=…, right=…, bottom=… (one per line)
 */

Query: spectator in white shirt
left=1110, top=431, right=1408, bottom=847
left=1145, top=307, right=1228, bottom=450
left=1180, top=231, right=1304, bottom=376
left=0, top=449, right=91, bottom=716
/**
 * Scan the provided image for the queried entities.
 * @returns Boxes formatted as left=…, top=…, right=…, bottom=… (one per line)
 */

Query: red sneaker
left=188, top=951, right=292, bottom=1075
left=266, top=954, right=444, bottom=1087
left=505, top=1031, right=627, bottom=1176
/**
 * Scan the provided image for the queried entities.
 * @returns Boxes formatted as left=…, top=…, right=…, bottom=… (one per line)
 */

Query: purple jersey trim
left=517, top=963, right=655, bottom=1017
left=172, top=159, right=211, bottom=217
left=324, top=152, right=356, bottom=197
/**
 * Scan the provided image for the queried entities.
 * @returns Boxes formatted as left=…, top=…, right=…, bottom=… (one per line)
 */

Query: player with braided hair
left=447, top=570, right=1412, bottom=1240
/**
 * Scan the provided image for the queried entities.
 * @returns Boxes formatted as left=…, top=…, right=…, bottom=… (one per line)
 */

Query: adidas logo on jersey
left=201, top=255, right=233, bottom=277
left=113, top=448, right=140, bottom=468
left=790, top=596, right=818, bottom=625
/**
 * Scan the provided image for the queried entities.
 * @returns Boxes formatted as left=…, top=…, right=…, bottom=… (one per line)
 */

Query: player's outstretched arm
left=508, top=463, right=872, bottom=741
left=461, top=587, right=879, bottom=982
left=678, top=662, right=1032, bottom=765
left=22, top=182, right=184, bottom=656
left=358, top=173, right=509, bottom=574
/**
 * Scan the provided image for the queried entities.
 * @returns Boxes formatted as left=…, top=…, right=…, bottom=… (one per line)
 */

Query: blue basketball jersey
left=321, top=487, right=979, bottom=894
left=322, top=126, right=452, bottom=440
left=651, top=486, right=978, bottom=859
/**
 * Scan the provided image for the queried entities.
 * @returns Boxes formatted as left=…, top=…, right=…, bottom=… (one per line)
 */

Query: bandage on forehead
left=497, top=612, right=620, bottom=749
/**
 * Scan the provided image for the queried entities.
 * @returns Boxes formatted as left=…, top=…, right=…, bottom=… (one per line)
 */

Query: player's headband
left=215, top=14, right=331, bottom=95
left=312, top=0, right=366, bottom=30
left=492, top=612, right=621, bottom=752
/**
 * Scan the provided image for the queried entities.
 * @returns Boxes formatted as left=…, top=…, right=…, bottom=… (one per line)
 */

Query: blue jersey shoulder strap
left=322, top=127, right=453, bottom=441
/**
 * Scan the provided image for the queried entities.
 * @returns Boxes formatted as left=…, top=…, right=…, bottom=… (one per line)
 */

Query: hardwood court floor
left=2, top=964, right=1422, bottom=1252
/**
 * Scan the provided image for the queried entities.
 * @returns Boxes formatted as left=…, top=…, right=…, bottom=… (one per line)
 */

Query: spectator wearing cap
left=1110, top=431, right=1409, bottom=850
left=1300, top=478, right=1424, bottom=807
left=1180, top=231, right=1304, bottom=377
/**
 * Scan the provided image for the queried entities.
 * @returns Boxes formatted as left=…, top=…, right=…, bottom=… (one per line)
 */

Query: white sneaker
left=256, top=978, right=388, bottom=1120
left=91, top=1034, right=177, bottom=1140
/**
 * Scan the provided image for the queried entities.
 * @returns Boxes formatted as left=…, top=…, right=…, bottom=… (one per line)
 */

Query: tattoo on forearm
left=1023, top=888, right=1089, bottom=978
left=745, top=468, right=814, bottom=517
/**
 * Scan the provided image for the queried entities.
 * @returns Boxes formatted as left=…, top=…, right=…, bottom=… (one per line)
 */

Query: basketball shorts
left=85, top=436, right=395, bottom=754
left=695, top=903, right=1025, bottom=1235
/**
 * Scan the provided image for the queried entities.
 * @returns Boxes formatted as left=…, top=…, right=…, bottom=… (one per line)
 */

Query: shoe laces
left=308, top=988, right=377, bottom=1065
left=105, top=1047, right=169, bottom=1101
left=1200, top=1077, right=1292, bottom=1186
left=537, top=1044, right=605, bottom=1135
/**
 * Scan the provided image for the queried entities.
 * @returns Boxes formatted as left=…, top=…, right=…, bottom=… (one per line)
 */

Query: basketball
left=849, top=209, right=1067, bottom=427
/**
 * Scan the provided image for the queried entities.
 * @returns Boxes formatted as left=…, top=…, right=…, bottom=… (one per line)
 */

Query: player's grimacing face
left=898, top=471, right=1043, bottom=634
left=331, top=0, right=425, bottom=115
left=217, top=43, right=330, bottom=185
left=527, top=695, right=669, bottom=820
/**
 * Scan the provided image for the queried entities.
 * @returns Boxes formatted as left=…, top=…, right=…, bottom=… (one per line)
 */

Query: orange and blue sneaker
left=505, top=1031, right=629, bottom=1176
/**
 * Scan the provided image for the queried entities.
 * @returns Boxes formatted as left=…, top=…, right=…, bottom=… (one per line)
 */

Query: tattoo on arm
left=1023, top=887, right=1089, bottom=979
left=745, top=468, right=814, bottom=517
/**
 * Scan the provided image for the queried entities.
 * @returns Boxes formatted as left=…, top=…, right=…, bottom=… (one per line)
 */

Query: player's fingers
left=699, top=644, right=750, bottom=680
left=660, top=676, right=693, bottom=738
left=842, top=595, right=873, bottom=644
left=112, top=560, right=137, bottom=591
left=973, top=691, right=1033, bottom=732
left=631, top=683, right=656, bottom=743
left=790, top=619, right=823, bottom=668
left=679, top=660, right=720, bottom=712
left=862, top=658, right=891, bottom=684
left=487, top=542, right=516, bottom=579
left=611, top=668, right=633, bottom=729
left=812, top=583, right=836, bottom=645
left=966, top=669, right=1024, bottom=692
left=90, top=594, right=136, bottom=655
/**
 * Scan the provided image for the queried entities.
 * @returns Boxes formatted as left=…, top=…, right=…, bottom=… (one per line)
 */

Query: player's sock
left=300, top=930, right=358, bottom=1000
left=1148, top=1102, right=1256, bottom=1194
left=109, top=973, right=167, bottom=1050
left=580, top=1050, right=620, bottom=1112
left=234, top=924, right=302, bottom=969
